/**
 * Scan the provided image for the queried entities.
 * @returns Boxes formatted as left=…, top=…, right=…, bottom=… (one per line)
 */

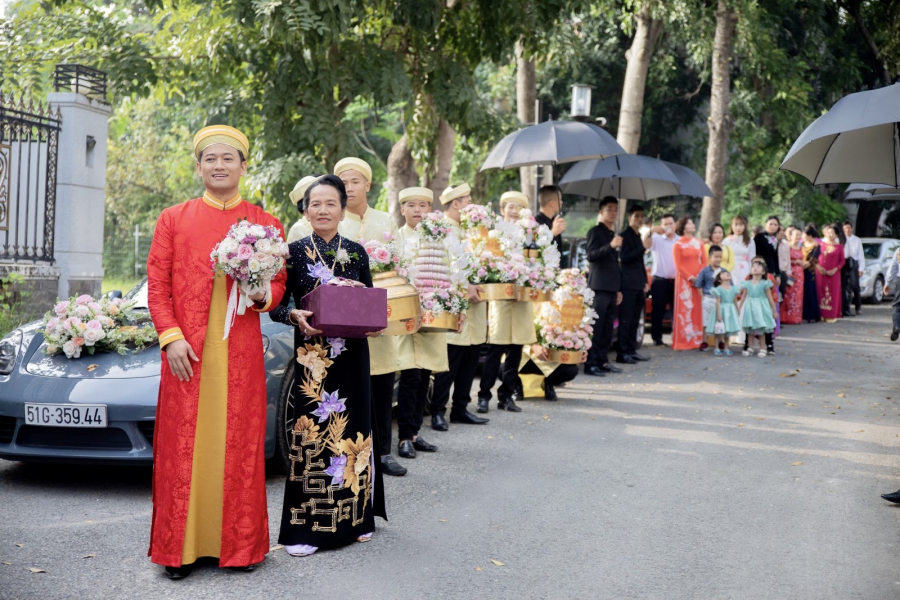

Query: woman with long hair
left=801, top=225, right=821, bottom=322
left=672, top=216, right=707, bottom=350
left=723, top=215, right=756, bottom=284
left=816, top=224, right=846, bottom=322
left=706, top=222, right=734, bottom=272
left=780, top=227, right=805, bottom=325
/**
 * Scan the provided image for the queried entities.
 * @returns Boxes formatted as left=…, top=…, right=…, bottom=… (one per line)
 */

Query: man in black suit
left=585, top=196, right=623, bottom=376
left=617, top=203, right=651, bottom=364
left=535, top=185, right=568, bottom=267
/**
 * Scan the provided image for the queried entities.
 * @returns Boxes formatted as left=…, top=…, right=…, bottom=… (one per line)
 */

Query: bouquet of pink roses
left=210, top=219, right=289, bottom=338
left=459, top=204, right=494, bottom=232
left=360, top=234, right=409, bottom=278
left=535, top=268, right=598, bottom=355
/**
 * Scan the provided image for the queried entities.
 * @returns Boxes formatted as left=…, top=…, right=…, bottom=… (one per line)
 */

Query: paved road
left=3, top=305, right=900, bottom=600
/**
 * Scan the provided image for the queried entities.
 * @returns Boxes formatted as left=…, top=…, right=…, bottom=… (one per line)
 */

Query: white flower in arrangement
left=519, top=208, right=533, bottom=220
left=255, top=238, right=272, bottom=253
left=83, top=327, right=105, bottom=346
left=248, top=258, right=261, bottom=273
left=536, top=225, right=554, bottom=248
left=62, top=340, right=79, bottom=359
left=542, top=244, right=561, bottom=269
left=250, top=225, right=266, bottom=238
left=335, top=248, right=351, bottom=267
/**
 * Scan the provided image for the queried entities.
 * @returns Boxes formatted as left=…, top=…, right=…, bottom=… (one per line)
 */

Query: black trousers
left=650, top=277, right=674, bottom=343
left=519, top=358, right=578, bottom=388
left=892, top=287, right=900, bottom=331
left=617, top=288, right=645, bottom=357
left=397, top=368, right=430, bottom=442
left=479, top=343, right=523, bottom=402
left=842, top=259, right=861, bottom=314
left=586, top=290, right=617, bottom=370
left=430, top=344, right=479, bottom=418
left=371, top=372, right=395, bottom=457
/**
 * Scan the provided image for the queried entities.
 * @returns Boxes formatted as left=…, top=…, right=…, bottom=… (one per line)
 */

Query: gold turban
left=289, top=175, right=318, bottom=206
left=193, top=125, right=250, bottom=160
left=439, top=183, right=472, bottom=205
left=399, top=186, right=434, bottom=204
left=334, top=157, right=372, bottom=183
left=500, top=191, right=529, bottom=208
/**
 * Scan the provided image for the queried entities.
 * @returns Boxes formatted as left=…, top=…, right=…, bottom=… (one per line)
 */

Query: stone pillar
left=47, top=92, right=111, bottom=299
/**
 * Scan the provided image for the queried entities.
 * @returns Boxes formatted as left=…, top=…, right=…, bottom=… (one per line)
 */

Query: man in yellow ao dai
left=476, top=190, right=537, bottom=415
left=394, top=186, right=448, bottom=459
left=428, top=183, right=490, bottom=431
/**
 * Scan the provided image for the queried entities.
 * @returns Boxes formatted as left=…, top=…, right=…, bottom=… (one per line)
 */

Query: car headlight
left=262, top=334, right=270, bottom=354
left=0, top=329, right=23, bottom=376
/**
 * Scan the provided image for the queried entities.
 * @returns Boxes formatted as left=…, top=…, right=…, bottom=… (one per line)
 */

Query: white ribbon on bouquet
left=223, top=280, right=270, bottom=340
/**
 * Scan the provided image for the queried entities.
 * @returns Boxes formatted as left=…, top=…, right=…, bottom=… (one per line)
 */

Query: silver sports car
left=0, top=280, right=299, bottom=472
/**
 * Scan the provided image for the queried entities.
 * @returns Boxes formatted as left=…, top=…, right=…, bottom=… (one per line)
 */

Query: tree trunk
left=616, top=2, right=664, bottom=225
left=386, top=133, right=419, bottom=227
left=699, top=0, right=737, bottom=236
left=516, top=40, right=537, bottom=207
left=423, top=119, right=456, bottom=210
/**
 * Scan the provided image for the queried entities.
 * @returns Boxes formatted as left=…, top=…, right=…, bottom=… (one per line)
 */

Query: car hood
left=21, top=321, right=161, bottom=379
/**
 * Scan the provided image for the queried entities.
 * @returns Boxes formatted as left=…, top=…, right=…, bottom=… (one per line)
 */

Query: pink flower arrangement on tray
left=414, top=212, right=469, bottom=316
left=459, top=204, right=494, bottom=231
left=470, top=250, right=526, bottom=284
left=360, top=233, right=409, bottom=278
left=210, top=219, right=289, bottom=338
left=39, top=295, right=157, bottom=359
left=535, top=268, right=598, bottom=353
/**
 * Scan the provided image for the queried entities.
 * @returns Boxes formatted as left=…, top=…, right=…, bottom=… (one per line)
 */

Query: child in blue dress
left=710, top=271, right=741, bottom=356
left=739, top=259, right=778, bottom=357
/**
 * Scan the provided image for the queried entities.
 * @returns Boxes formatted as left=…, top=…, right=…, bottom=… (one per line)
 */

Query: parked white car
left=860, top=237, right=900, bottom=303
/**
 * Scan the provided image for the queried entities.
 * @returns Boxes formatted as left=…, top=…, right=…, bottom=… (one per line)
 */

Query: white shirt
left=844, top=234, right=865, bottom=269
left=650, top=233, right=677, bottom=279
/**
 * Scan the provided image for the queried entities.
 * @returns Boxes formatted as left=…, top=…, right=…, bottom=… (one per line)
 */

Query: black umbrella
left=480, top=120, right=626, bottom=170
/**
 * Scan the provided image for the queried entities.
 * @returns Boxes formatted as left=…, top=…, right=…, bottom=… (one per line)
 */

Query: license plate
left=24, top=404, right=108, bottom=428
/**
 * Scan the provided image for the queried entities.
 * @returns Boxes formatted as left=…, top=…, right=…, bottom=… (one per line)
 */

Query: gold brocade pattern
left=288, top=340, right=372, bottom=533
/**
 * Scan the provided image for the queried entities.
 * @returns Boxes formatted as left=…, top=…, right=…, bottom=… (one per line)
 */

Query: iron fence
left=0, top=93, right=61, bottom=263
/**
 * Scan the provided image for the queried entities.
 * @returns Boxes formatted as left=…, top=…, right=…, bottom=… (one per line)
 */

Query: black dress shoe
left=497, top=396, right=522, bottom=412
left=653, top=340, right=668, bottom=347
left=629, top=352, right=650, bottom=361
left=431, top=414, right=448, bottom=431
left=449, top=410, right=489, bottom=425
left=882, top=489, right=900, bottom=503
left=584, top=365, right=606, bottom=377
left=615, top=355, right=637, bottom=365
left=165, top=565, right=193, bottom=580
left=476, top=396, right=490, bottom=413
left=413, top=437, right=437, bottom=452
left=398, top=440, right=416, bottom=459
left=544, top=384, right=558, bottom=401
left=381, top=455, right=407, bottom=476
left=892, top=329, right=899, bottom=342
left=599, top=363, right=623, bottom=374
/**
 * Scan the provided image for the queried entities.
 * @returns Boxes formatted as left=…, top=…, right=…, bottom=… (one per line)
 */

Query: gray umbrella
left=559, top=155, right=681, bottom=200
left=480, top=120, right=626, bottom=170
left=846, top=182, right=900, bottom=196
left=657, top=160, right=714, bottom=198
left=780, top=83, right=900, bottom=186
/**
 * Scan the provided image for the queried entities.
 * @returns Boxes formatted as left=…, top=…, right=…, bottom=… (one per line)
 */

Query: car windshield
left=124, top=278, right=149, bottom=309
left=863, top=243, right=881, bottom=260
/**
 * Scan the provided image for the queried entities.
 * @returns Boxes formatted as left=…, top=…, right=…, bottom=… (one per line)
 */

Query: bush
left=0, top=272, right=31, bottom=338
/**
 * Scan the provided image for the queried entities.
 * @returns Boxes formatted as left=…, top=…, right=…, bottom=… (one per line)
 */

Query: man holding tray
left=395, top=187, right=447, bottom=459
left=333, top=157, right=407, bottom=477
left=477, top=191, right=537, bottom=414
left=146, top=125, right=287, bottom=579
left=430, top=183, right=490, bottom=430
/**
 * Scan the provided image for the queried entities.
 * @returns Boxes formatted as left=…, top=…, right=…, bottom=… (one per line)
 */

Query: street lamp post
left=571, top=84, right=592, bottom=121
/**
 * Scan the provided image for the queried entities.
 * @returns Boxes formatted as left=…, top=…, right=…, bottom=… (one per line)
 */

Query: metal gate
left=0, top=93, right=61, bottom=262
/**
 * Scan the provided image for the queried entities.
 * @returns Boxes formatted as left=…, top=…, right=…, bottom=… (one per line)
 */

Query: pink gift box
left=300, top=285, right=388, bottom=338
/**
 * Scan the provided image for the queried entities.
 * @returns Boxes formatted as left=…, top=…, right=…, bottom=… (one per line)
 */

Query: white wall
left=47, top=92, right=111, bottom=298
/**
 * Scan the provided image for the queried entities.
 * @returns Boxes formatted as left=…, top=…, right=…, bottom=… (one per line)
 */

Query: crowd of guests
left=582, top=200, right=868, bottom=371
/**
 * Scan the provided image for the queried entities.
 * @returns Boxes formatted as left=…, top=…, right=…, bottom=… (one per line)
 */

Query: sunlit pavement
left=3, top=304, right=900, bottom=599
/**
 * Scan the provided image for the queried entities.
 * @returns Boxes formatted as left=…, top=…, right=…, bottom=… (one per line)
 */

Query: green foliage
left=0, top=272, right=30, bottom=338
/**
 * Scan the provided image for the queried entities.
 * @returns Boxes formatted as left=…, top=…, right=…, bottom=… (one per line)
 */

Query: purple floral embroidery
left=311, top=389, right=347, bottom=423
left=327, top=337, right=346, bottom=358
left=307, top=262, right=333, bottom=283
left=324, top=454, right=347, bottom=487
